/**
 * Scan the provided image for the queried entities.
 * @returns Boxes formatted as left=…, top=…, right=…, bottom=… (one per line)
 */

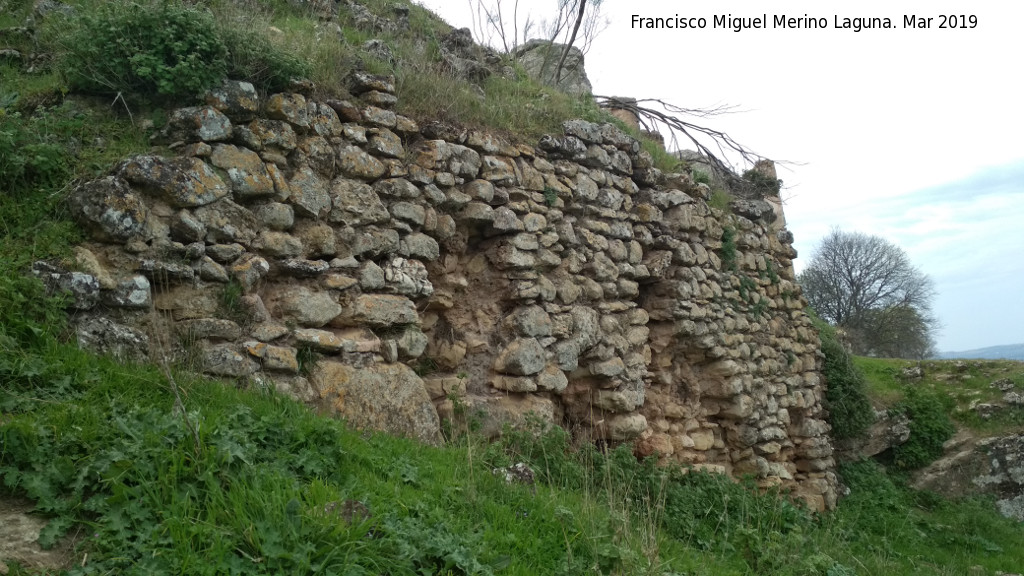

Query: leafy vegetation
left=810, top=311, right=876, bottom=440
left=888, top=387, right=956, bottom=470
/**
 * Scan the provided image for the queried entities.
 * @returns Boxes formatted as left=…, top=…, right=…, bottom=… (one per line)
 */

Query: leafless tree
left=466, top=0, right=607, bottom=72
left=798, top=229, right=938, bottom=358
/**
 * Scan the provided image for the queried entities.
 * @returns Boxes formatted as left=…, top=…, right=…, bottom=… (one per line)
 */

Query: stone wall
left=53, top=75, right=837, bottom=509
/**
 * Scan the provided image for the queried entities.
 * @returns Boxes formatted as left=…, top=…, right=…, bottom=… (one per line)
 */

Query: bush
left=61, top=1, right=228, bottom=99
left=811, top=311, right=875, bottom=439
left=889, top=387, right=955, bottom=469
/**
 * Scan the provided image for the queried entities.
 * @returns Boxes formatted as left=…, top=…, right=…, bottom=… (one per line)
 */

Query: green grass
left=854, top=356, right=1024, bottom=437
left=3, top=337, right=1024, bottom=574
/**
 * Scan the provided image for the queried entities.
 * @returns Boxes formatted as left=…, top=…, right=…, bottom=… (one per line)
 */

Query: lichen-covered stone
left=229, top=253, right=270, bottom=290
left=68, top=176, right=150, bottom=242
left=330, top=179, right=390, bottom=226
left=203, top=344, right=259, bottom=376
left=31, top=261, right=100, bottom=310
left=255, top=202, right=295, bottom=231
left=414, top=140, right=481, bottom=178
left=494, top=338, right=546, bottom=376
left=119, top=155, right=229, bottom=208
left=76, top=316, right=149, bottom=362
left=244, top=341, right=300, bottom=373
left=337, top=145, right=387, bottom=180
left=205, top=80, right=259, bottom=122
left=335, top=294, right=418, bottom=328
left=210, top=144, right=275, bottom=198
left=274, top=286, right=343, bottom=327
left=265, top=93, right=309, bottom=129
left=249, top=119, right=297, bottom=152
left=367, top=127, right=404, bottom=158
left=400, top=233, right=440, bottom=261
left=164, top=106, right=233, bottom=142
left=177, top=318, right=242, bottom=341
left=102, top=275, right=152, bottom=309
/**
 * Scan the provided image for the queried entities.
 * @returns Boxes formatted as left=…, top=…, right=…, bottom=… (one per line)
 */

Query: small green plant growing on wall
left=720, top=226, right=738, bottom=272
left=692, top=169, right=711, bottom=185
left=543, top=186, right=558, bottom=207
left=218, top=279, right=246, bottom=323
left=708, top=189, right=732, bottom=212
left=761, top=261, right=780, bottom=285
left=738, top=275, right=758, bottom=303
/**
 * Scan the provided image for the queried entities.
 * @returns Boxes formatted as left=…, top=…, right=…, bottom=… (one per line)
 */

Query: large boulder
left=913, top=433, right=1024, bottom=521
left=313, top=361, right=441, bottom=445
left=513, top=39, right=592, bottom=96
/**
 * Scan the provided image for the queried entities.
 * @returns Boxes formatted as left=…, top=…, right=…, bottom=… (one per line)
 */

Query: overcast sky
left=422, top=0, right=1023, bottom=352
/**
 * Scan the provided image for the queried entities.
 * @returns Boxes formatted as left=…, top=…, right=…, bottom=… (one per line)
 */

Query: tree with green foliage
left=799, top=229, right=938, bottom=359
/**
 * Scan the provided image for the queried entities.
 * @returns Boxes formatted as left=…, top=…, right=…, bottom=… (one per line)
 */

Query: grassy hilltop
left=1, top=0, right=1023, bottom=574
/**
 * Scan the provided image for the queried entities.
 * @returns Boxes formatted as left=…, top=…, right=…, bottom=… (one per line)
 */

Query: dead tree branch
left=594, top=95, right=769, bottom=183
left=555, top=0, right=586, bottom=84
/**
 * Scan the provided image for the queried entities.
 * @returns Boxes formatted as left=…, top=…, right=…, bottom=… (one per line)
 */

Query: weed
left=750, top=299, right=769, bottom=319
left=761, top=260, right=780, bottom=285
left=720, top=226, right=737, bottom=272
left=707, top=188, right=732, bottom=212
left=217, top=278, right=246, bottom=323
left=296, top=344, right=318, bottom=377
left=543, top=185, right=558, bottom=207
left=738, top=274, right=758, bottom=303
left=692, top=169, right=711, bottom=185
left=413, top=356, right=438, bottom=377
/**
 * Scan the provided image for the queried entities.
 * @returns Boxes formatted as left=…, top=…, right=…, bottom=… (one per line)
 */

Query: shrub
left=741, top=168, right=782, bottom=197
left=60, top=1, right=228, bottom=99
left=889, top=387, right=955, bottom=469
left=811, top=311, right=875, bottom=439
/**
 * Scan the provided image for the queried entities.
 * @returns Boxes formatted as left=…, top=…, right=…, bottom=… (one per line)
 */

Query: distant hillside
left=937, top=343, right=1024, bottom=361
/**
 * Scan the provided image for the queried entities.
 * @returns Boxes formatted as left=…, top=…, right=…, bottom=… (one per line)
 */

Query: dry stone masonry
left=52, top=75, right=837, bottom=510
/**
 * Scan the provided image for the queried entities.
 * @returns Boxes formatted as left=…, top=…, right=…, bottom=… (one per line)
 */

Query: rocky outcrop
left=834, top=409, right=911, bottom=460
left=52, top=75, right=836, bottom=509
left=913, top=433, right=1024, bottom=521
left=514, top=39, right=593, bottom=96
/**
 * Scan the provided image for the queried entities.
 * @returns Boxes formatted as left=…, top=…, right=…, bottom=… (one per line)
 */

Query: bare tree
left=467, top=0, right=607, bottom=64
left=798, top=229, right=938, bottom=358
